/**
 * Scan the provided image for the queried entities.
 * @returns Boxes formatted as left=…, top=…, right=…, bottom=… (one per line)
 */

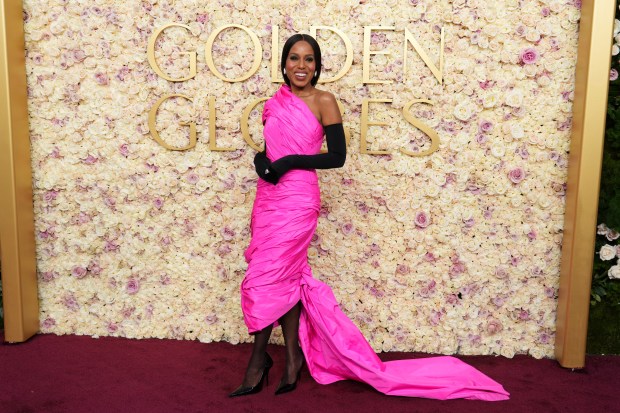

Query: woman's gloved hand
left=254, top=151, right=280, bottom=184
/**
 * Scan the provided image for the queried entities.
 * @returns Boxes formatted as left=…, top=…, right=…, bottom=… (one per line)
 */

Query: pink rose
left=478, top=119, right=494, bottom=134
left=205, top=314, right=218, bottom=325
left=126, top=278, right=140, bottom=295
left=160, top=273, right=171, bottom=285
left=396, top=264, right=410, bottom=275
left=519, top=47, right=539, bottom=64
left=107, top=322, right=119, bottom=333
left=187, top=173, right=199, bottom=184
left=341, top=222, right=354, bottom=235
left=82, top=155, right=98, bottom=165
left=518, top=309, right=530, bottom=320
left=597, top=223, right=610, bottom=235
left=71, top=266, right=87, bottom=279
left=217, top=244, right=232, bottom=256
left=88, top=261, right=102, bottom=276
left=43, top=190, right=58, bottom=202
left=414, top=211, right=431, bottom=228
left=486, top=318, right=503, bottom=335
left=508, top=167, right=525, bottom=184
left=611, top=69, right=618, bottom=81
left=104, top=240, right=119, bottom=252
left=220, top=226, right=235, bottom=241
left=95, top=72, right=109, bottom=85
left=73, top=49, right=86, bottom=62
left=42, top=317, right=56, bottom=329
left=77, top=212, right=91, bottom=224
left=40, top=271, right=57, bottom=282
left=63, top=294, right=79, bottom=311
left=494, top=266, right=509, bottom=279
left=538, top=333, right=550, bottom=344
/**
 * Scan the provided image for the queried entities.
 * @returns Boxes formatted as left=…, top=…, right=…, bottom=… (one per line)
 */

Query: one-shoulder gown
left=240, top=85, right=509, bottom=401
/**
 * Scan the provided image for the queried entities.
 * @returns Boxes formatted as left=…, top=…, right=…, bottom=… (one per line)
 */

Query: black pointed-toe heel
left=274, top=360, right=304, bottom=395
left=229, top=353, right=274, bottom=398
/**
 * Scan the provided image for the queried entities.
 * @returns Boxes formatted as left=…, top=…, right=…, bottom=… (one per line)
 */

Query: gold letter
left=147, top=23, right=197, bottom=82
left=363, top=26, right=394, bottom=84
left=241, top=98, right=269, bottom=151
left=206, top=24, right=262, bottom=82
left=403, top=27, right=444, bottom=84
left=310, top=26, right=353, bottom=83
left=400, top=99, right=440, bottom=157
left=208, top=96, right=235, bottom=151
left=360, top=99, right=391, bottom=155
left=148, top=94, right=197, bottom=151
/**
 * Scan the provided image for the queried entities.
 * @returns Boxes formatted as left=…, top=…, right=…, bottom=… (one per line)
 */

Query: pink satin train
left=240, top=85, right=509, bottom=401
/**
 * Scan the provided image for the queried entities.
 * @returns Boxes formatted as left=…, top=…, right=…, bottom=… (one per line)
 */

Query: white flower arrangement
left=25, top=0, right=582, bottom=359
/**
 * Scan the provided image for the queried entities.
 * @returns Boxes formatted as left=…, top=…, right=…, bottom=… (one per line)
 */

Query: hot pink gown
left=240, top=85, right=509, bottom=401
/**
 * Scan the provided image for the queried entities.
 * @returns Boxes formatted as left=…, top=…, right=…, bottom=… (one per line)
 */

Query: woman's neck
left=290, top=84, right=316, bottom=98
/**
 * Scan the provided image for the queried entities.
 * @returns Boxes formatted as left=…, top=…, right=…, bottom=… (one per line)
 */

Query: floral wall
left=26, top=0, right=581, bottom=359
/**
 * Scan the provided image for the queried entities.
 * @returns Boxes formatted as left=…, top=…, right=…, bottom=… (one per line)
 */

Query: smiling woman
left=228, top=33, right=510, bottom=401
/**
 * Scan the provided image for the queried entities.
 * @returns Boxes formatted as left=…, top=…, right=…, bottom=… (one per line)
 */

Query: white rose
left=510, top=123, right=525, bottom=140
left=490, top=143, right=506, bottom=158
left=454, top=101, right=473, bottom=121
left=608, top=265, right=620, bottom=279
left=505, top=88, right=524, bottom=108
left=483, top=92, right=500, bottom=108
left=566, top=8, right=581, bottom=23
left=599, top=244, right=617, bottom=261
left=525, top=29, right=541, bottom=43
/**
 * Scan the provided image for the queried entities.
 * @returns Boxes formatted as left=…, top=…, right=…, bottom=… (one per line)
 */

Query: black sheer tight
left=278, top=301, right=305, bottom=384
left=241, top=324, right=273, bottom=387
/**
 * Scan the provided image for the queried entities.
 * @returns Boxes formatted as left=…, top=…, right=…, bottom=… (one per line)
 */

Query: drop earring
left=314, top=71, right=317, bottom=77
left=283, top=69, right=287, bottom=75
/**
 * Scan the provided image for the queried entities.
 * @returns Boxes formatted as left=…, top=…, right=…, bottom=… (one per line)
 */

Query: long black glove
left=269, top=123, right=346, bottom=182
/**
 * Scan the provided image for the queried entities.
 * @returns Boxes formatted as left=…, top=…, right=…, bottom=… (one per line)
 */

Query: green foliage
left=597, top=100, right=620, bottom=231
left=592, top=4, right=620, bottom=308
left=591, top=232, right=620, bottom=306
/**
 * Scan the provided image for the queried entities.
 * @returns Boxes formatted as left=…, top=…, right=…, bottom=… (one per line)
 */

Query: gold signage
left=205, top=24, right=262, bottom=83
left=147, top=24, right=445, bottom=155
left=147, top=23, right=197, bottom=82
left=148, top=94, right=197, bottom=150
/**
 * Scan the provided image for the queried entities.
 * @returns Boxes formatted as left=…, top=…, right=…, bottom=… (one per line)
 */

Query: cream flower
left=608, top=265, right=620, bottom=280
left=453, top=100, right=474, bottom=121
left=25, top=0, right=577, bottom=358
left=505, top=88, right=524, bottom=107
left=599, top=244, right=617, bottom=261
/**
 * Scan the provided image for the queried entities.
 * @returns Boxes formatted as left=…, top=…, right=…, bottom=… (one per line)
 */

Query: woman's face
left=285, top=40, right=316, bottom=90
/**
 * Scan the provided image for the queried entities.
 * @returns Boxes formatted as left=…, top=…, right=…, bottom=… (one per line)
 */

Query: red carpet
left=1, top=333, right=618, bottom=413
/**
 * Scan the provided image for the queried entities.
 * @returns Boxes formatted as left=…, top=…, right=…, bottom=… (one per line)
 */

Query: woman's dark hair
left=280, top=34, right=322, bottom=87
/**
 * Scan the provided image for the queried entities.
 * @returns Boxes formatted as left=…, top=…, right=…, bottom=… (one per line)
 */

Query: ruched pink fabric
left=241, top=85, right=509, bottom=401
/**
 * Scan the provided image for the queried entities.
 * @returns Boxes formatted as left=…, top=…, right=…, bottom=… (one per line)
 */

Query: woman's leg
left=278, top=301, right=304, bottom=384
left=240, top=324, right=273, bottom=387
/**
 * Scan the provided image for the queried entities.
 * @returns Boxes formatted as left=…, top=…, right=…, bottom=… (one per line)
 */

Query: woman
left=230, top=34, right=509, bottom=401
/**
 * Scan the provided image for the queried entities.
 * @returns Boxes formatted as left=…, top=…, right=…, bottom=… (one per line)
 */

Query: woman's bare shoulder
left=315, top=89, right=341, bottom=125
left=316, top=89, right=337, bottom=104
